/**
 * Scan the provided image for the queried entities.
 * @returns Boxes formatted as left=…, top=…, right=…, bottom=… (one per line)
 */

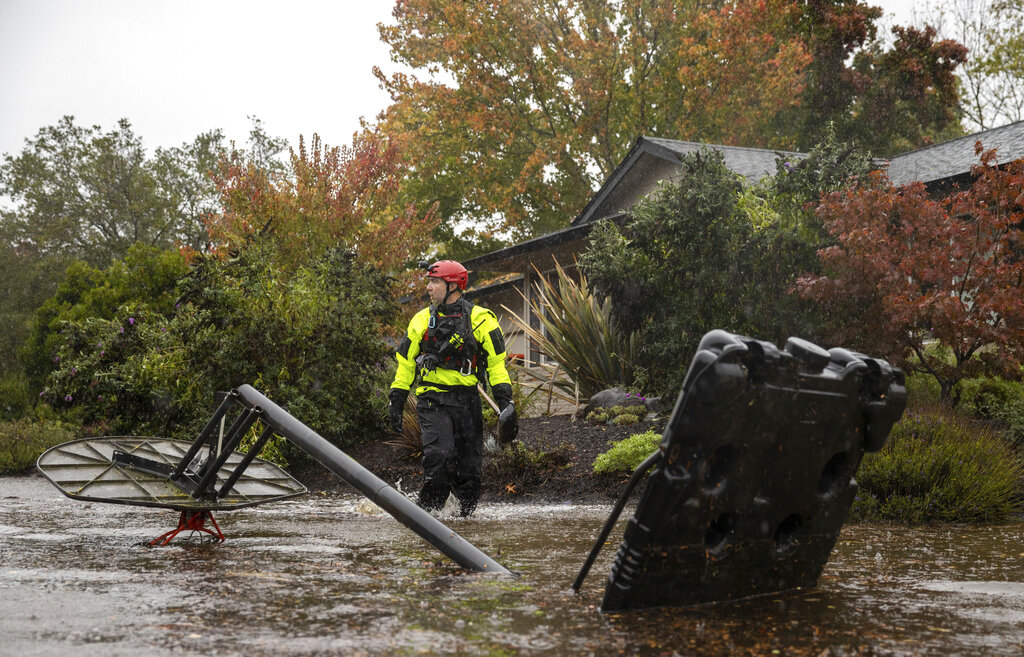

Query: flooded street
left=2, top=474, right=1024, bottom=656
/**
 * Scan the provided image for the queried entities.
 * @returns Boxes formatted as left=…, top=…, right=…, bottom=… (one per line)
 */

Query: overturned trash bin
left=574, top=330, right=906, bottom=611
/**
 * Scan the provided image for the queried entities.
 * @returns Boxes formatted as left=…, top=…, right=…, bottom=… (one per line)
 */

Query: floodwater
left=2, top=475, right=1024, bottom=657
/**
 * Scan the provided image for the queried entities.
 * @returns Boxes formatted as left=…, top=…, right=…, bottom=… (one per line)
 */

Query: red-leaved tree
left=798, top=145, right=1024, bottom=401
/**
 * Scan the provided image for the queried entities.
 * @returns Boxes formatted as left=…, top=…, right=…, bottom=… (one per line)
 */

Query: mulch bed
left=293, top=414, right=666, bottom=505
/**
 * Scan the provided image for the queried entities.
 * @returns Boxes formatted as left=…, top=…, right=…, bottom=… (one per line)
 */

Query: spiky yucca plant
left=503, top=261, right=638, bottom=400
left=383, top=393, right=422, bottom=458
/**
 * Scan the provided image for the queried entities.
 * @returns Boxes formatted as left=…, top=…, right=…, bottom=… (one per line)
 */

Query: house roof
left=571, top=137, right=807, bottom=226
left=644, top=138, right=807, bottom=183
left=464, top=123, right=1024, bottom=278
left=885, top=120, right=1024, bottom=187
left=461, top=219, right=599, bottom=273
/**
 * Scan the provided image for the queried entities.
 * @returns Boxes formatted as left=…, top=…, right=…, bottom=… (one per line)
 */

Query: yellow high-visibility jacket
left=391, top=302, right=512, bottom=396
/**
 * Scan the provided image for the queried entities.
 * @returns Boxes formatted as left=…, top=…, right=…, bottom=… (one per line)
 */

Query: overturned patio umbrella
left=37, top=385, right=509, bottom=575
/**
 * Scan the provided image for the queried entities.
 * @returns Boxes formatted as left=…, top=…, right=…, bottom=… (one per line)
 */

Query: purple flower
left=39, top=392, right=45, bottom=398
left=120, top=326, right=124, bottom=334
left=54, top=355, right=60, bottom=363
left=64, top=394, right=73, bottom=402
left=128, top=317, right=135, bottom=325
left=71, top=367, right=77, bottom=375
left=100, top=350, right=105, bottom=357
left=97, top=395, right=103, bottom=402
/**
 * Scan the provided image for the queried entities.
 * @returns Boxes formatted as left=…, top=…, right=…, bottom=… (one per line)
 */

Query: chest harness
left=416, top=299, right=483, bottom=378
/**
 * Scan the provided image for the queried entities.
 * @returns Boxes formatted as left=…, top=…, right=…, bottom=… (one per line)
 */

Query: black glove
left=491, top=383, right=513, bottom=412
left=492, top=383, right=518, bottom=445
left=388, top=388, right=408, bottom=433
left=416, top=352, right=440, bottom=374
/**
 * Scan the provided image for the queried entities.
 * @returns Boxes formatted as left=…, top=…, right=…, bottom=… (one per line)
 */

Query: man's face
left=426, top=277, right=447, bottom=305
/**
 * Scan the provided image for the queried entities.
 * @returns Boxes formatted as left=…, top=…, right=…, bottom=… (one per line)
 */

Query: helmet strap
left=442, top=281, right=460, bottom=306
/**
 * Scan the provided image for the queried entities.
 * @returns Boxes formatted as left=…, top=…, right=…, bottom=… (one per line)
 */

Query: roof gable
left=572, top=137, right=806, bottom=226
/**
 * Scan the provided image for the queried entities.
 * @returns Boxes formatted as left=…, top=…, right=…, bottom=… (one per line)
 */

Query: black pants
left=416, top=393, right=483, bottom=514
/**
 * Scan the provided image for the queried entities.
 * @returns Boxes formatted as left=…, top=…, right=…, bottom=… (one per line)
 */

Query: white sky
left=0, top=0, right=923, bottom=160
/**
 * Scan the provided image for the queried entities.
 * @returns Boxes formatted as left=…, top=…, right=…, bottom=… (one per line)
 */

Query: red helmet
left=426, top=260, right=468, bottom=290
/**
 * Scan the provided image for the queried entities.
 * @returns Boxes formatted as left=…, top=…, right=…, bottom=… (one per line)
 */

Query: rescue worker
left=388, top=260, right=515, bottom=517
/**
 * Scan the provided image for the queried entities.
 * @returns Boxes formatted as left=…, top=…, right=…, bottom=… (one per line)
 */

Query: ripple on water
left=244, top=543, right=349, bottom=555
left=919, top=580, right=1024, bottom=597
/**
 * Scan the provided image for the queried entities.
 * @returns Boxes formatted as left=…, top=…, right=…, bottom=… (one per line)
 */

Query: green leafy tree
left=1, top=116, right=288, bottom=266
left=42, top=242, right=397, bottom=447
left=151, top=129, right=227, bottom=253
left=581, top=148, right=751, bottom=396
left=924, top=0, right=1024, bottom=131
left=1, top=117, right=178, bottom=266
left=582, top=135, right=874, bottom=398
left=20, top=244, right=188, bottom=393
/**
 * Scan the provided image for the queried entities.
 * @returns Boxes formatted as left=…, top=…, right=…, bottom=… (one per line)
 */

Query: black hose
left=571, top=448, right=663, bottom=592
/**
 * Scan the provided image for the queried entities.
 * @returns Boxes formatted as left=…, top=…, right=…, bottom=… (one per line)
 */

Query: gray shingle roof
left=571, top=137, right=807, bottom=226
left=886, top=120, right=1024, bottom=186
left=644, top=137, right=807, bottom=182
left=466, top=123, right=1024, bottom=274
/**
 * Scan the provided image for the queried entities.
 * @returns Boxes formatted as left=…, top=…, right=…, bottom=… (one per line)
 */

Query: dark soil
left=295, top=415, right=666, bottom=505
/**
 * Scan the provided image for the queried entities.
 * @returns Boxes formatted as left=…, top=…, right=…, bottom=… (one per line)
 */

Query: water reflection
left=2, top=476, right=1023, bottom=656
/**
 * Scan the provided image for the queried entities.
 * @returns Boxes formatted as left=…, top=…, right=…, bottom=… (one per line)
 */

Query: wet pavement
left=2, top=474, right=1024, bottom=656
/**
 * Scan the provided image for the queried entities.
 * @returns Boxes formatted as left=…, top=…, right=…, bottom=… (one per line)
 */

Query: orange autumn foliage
left=205, top=130, right=438, bottom=287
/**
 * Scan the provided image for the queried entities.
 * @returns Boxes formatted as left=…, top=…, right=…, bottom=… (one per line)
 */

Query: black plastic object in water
left=599, top=330, right=906, bottom=611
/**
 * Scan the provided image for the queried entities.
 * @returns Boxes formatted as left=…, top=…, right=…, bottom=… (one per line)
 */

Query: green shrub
left=582, top=137, right=871, bottom=401
left=593, top=430, right=662, bottom=474
left=21, top=245, right=187, bottom=393
left=905, top=371, right=942, bottom=406
left=0, top=418, right=76, bottom=474
left=587, top=404, right=648, bottom=425
left=0, top=373, right=31, bottom=420
left=956, top=376, right=1024, bottom=450
left=611, top=413, right=640, bottom=425
left=238, top=420, right=289, bottom=468
left=38, top=243, right=398, bottom=451
left=850, top=406, right=1023, bottom=524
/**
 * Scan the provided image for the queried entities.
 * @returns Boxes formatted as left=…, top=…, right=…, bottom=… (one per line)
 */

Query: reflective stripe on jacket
left=390, top=303, right=512, bottom=395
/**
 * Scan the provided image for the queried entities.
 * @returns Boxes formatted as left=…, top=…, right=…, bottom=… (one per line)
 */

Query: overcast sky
left=0, top=0, right=922, bottom=160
